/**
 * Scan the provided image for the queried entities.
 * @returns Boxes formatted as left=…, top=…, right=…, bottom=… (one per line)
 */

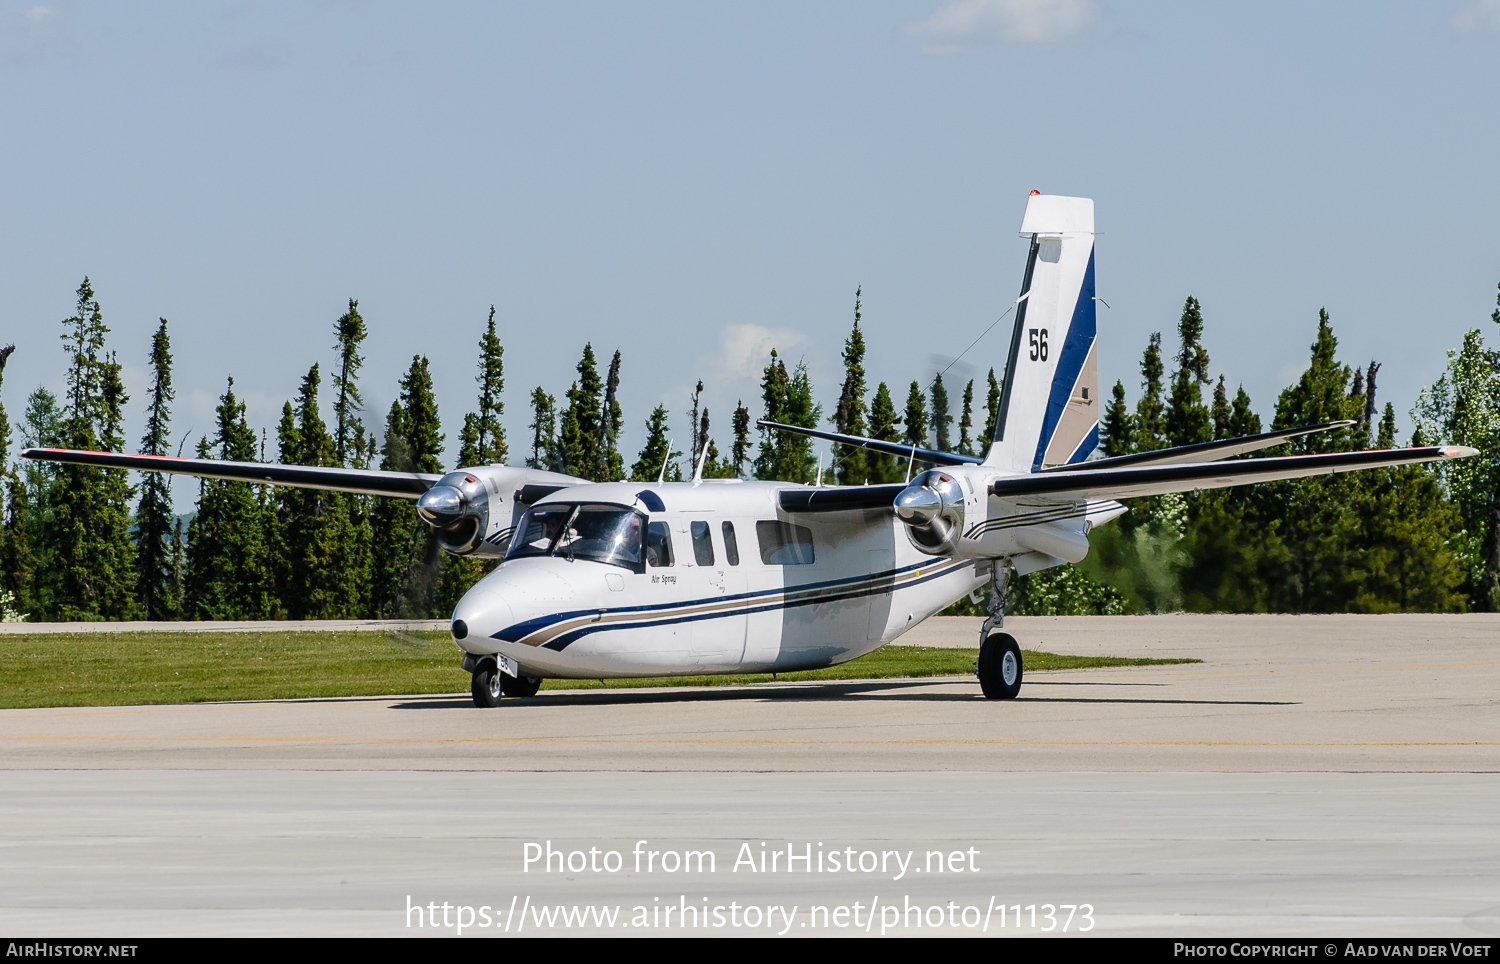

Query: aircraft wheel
left=502, top=674, right=543, bottom=699
left=471, top=661, right=504, bottom=708
left=977, top=633, right=1023, bottom=700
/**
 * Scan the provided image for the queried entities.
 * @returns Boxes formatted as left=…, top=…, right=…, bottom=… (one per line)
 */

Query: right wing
left=21, top=448, right=442, bottom=499
left=991, top=446, right=1475, bottom=504
left=1043, top=420, right=1357, bottom=472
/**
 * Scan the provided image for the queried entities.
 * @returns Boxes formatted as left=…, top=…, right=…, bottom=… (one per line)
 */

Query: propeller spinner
left=893, top=469, right=966, bottom=555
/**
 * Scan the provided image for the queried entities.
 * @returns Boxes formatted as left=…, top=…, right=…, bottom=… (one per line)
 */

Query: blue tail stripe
left=1031, top=246, right=1097, bottom=472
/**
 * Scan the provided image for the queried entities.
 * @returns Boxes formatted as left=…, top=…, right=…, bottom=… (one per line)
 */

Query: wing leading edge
left=21, top=448, right=442, bottom=499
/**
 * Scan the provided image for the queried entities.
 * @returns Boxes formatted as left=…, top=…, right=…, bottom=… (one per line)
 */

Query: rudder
left=984, top=193, right=1098, bottom=472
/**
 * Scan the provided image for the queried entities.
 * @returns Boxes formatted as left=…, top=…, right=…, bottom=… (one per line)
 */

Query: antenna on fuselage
left=692, top=437, right=710, bottom=485
left=815, top=454, right=823, bottom=487
left=658, top=439, right=674, bottom=485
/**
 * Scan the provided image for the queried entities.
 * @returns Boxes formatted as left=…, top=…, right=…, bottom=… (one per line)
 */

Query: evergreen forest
left=1, top=278, right=1497, bottom=622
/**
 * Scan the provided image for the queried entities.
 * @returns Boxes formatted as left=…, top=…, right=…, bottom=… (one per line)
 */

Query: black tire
left=502, top=674, right=543, bottom=699
left=977, top=633, right=1023, bottom=700
left=471, top=661, right=504, bottom=708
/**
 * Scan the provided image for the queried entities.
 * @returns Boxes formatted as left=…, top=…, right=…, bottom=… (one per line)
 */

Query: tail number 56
left=1029, top=328, right=1049, bottom=361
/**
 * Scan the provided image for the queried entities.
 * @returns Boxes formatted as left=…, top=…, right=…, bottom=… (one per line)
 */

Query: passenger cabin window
left=690, top=521, right=714, bottom=566
left=755, top=520, right=815, bottom=566
left=721, top=521, right=740, bottom=566
left=646, top=521, right=675, bottom=567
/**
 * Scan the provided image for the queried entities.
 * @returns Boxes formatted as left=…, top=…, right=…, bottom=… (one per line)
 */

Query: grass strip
left=0, top=630, right=1197, bottom=709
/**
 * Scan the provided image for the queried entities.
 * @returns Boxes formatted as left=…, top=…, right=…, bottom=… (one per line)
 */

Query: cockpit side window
left=505, top=503, right=647, bottom=573
left=690, top=521, right=714, bottom=566
left=646, top=521, right=675, bottom=568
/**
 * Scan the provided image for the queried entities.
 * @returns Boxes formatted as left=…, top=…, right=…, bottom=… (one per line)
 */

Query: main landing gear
left=470, top=658, right=543, bottom=707
left=976, top=560, right=1023, bottom=700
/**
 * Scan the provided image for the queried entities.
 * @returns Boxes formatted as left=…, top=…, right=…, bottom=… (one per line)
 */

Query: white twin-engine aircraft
left=26, top=194, right=1477, bottom=705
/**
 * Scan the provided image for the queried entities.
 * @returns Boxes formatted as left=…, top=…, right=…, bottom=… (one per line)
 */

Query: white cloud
left=706, top=323, right=808, bottom=383
left=654, top=322, right=809, bottom=443
left=1453, top=0, right=1500, bottom=31
left=903, top=0, right=1099, bottom=52
left=0, top=4, right=60, bottom=66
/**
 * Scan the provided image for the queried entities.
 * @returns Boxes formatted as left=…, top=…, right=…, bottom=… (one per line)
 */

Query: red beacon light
left=1029, top=189, right=1040, bottom=195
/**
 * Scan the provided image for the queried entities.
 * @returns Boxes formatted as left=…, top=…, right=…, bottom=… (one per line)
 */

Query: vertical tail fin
left=984, top=194, right=1098, bottom=473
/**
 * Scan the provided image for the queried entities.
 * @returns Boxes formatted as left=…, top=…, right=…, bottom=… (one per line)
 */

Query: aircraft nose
left=416, top=484, right=465, bottom=526
left=451, top=588, right=515, bottom=650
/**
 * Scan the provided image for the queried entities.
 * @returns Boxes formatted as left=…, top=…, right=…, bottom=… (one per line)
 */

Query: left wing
left=757, top=420, right=983, bottom=467
left=21, top=448, right=441, bottom=499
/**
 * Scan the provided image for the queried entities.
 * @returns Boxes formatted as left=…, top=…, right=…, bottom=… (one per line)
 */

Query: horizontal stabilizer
left=992, top=446, right=1476, bottom=504
left=758, top=420, right=983, bottom=468
left=22, top=448, right=442, bottom=499
left=1044, top=420, right=1357, bottom=473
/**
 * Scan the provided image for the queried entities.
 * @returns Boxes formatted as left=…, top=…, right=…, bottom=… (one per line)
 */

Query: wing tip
left=1441, top=445, right=1480, bottom=459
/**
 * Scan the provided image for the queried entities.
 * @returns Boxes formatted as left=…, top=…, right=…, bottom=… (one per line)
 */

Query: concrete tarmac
left=1, top=614, right=1497, bottom=937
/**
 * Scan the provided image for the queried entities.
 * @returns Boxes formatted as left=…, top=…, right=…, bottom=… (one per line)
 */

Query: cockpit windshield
left=504, top=503, right=646, bottom=573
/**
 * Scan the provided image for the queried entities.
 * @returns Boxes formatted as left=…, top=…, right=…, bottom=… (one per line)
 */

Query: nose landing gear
left=469, top=658, right=544, bottom=707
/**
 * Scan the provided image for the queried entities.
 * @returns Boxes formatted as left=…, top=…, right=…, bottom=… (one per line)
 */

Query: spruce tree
left=730, top=402, right=751, bottom=478
left=1411, top=327, right=1500, bottom=609
left=631, top=405, right=676, bottom=482
left=1101, top=380, right=1135, bottom=457
left=982, top=367, right=1001, bottom=449
left=457, top=413, right=484, bottom=469
left=560, top=344, right=603, bottom=478
left=903, top=381, right=928, bottom=448
left=867, top=382, right=901, bottom=484
left=1229, top=386, right=1261, bottom=439
left=184, top=378, right=271, bottom=619
left=596, top=349, right=623, bottom=480
left=1273, top=309, right=1358, bottom=453
left=753, top=350, right=791, bottom=480
left=780, top=361, right=821, bottom=483
left=832, top=288, right=869, bottom=485
left=0, top=345, right=31, bottom=615
left=1134, top=332, right=1167, bottom=451
left=929, top=374, right=952, bottom=452
left=41, top=279, right=137, bottom=619
left=134, top=320, right=176, bottom=619
left=1362, top=362, right=1382, bottom=445
left=1210, top=376, right=1231, bottom=440
left=277, top=364, right=361, bottom=618
left=19, top=388, right=61, bottom=611
left=688, top=380, right=706, bottom=471
left=1343, top=400, right=1466, bottom=613
left=1164, top=296, right=1212, bottom=447
left=330, top=299, right=374, bottom=613
left=370, top=357, right=446, bottom=617
left=526, top=388, right=557, bottom=470
left=958, top=379, right=975, bottom=456
left=474, top=306, right=508, bottom=465
left=370, top=401, right=412, bottom=614
left=331, top=299, right=368, bottom=467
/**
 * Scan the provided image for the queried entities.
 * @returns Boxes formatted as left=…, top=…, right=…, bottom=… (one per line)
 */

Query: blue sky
left=2, top=1, right=1498, bottom=486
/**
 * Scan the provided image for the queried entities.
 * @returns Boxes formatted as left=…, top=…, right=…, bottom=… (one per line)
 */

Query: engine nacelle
left=893, top=469, right=967, bottom=556
left=415, top=465, right=580, bottom=558
left=417, top=471, right=491, bottom=555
